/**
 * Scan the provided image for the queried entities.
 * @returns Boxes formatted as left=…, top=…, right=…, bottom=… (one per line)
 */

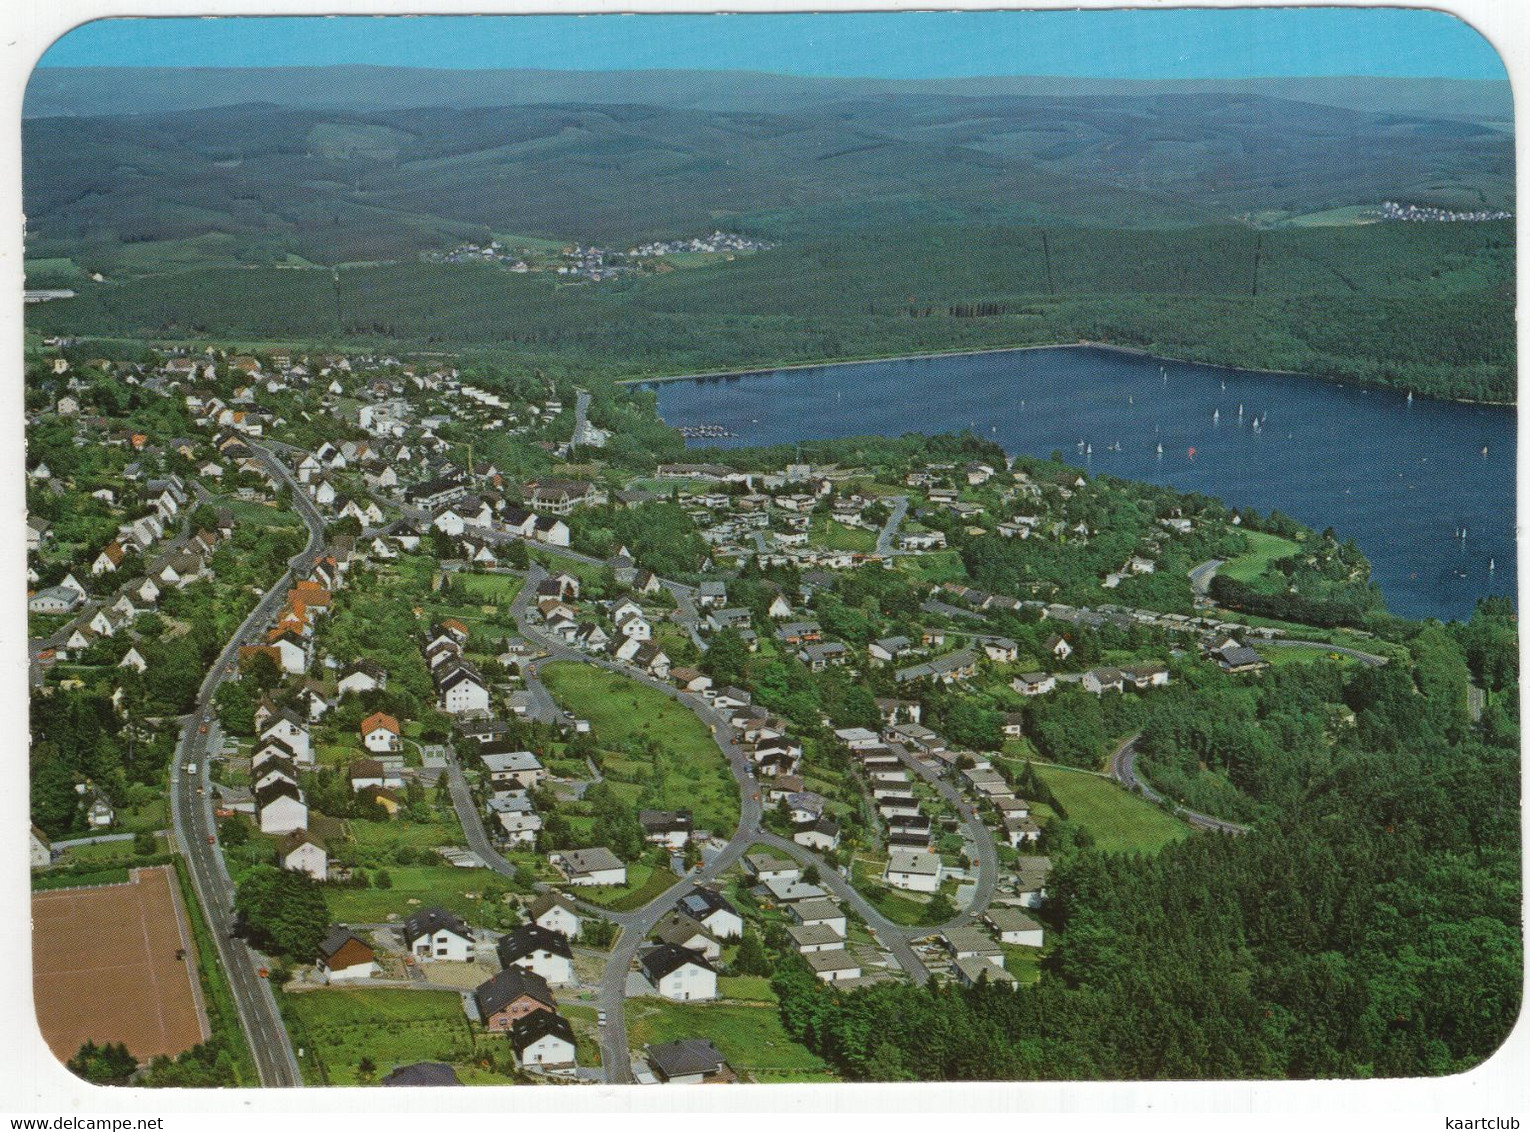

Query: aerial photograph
left=18, top=6, right=1520, bottom=1098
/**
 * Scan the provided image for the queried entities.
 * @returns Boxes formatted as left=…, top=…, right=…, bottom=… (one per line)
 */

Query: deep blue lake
left=649, top=346, right=1516, bottom=622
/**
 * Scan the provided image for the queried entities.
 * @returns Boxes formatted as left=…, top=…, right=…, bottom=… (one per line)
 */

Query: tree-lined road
left=169, top=441, right=325, bottom=1088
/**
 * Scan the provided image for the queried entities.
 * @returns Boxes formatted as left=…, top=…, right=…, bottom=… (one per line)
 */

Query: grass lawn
left=895, top=549, right=969, bottom=585
left=282, top=988, right=515, bottom=1086
left=117, top=796, right=167, bottom=834
left=849, top=857, right=941, bottom=927
left=559, top=1003, right=606, bottom=1067
left=718, top=975, right=776, bottom=1002
left=1032, top=764, right=1189, bottom=854
left=1002, top=944, right=1046, bottom=986
left=347, top=811, right=466, bottom=850
left=539, top=662, right=738, bottom=832
left=810, top=515, right=876, bottom=553
left=625, top=996, right=837, bottom=1083
left=570, top=862, right=681, bottom=912
left=325, top=865, right=519, bottom=923
left=450, top=572, right=526, bottom=605
left=530, top=551, right=609, bottom=591
left=1219, top=530, right=1300, bottom=584
left=206, top=494, right=303, bottom=529
left=56, top=833, right=169, bottom=865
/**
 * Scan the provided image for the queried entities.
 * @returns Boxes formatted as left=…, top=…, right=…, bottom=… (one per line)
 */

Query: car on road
left=185, top=763, right=197, bottom=774
left=597, top=1010, right=607, bottom=1026
left=207, top=835, right=216, bottom=844
left=199, top=724, right=209, bottom=734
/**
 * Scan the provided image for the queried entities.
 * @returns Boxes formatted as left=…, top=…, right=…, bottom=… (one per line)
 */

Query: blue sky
left=38, top=10, right=1506, bottom=79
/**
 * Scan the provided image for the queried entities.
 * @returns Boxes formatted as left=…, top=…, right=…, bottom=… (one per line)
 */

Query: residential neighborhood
left=23, top=325, right=1493, bottom=1093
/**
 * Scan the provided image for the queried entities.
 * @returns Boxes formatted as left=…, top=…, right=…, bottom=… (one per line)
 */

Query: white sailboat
left=1212, top=409, right=1220, bottom=424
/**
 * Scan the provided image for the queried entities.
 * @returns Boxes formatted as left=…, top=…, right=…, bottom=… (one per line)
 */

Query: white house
left=279, top=830, right=328, bottom=881
left=255, top=781, right=308, bottom=834
left=337, top=659, right=387, bottom=696
left=790, top=898, right=847, bottom=938
left=640, top=944, right=718, bottom=1002
left=315, top=928, right=380, bottom=982
left=30, top=825, right=52, bottom=869
left=403, top=907, right=475, bottom=962
left=498, top=923, right=574, bottom=983
left=552, top=847, right=627, bottom=887
left=360, top=712, right=402, bottom=753
left=511, top=1011, right=577, bottom=1075
left=803, top=949, right=862, bottom=983
left=437, top=664, right=491, bottom=714
left=882, top=850, right=944, bottom=893
left=527, top=892, right=584, bottom=940
left=675, top=888, right=743, bottom=940
left=260, top=710, right=312, bottom=765
left=985, top=907, right=1045, bottom=948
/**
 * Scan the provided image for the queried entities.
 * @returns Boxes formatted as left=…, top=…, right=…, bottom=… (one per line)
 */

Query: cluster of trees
left=769, top=599, right=1520, bottom=1081
left=566, top=500, right=710, bottom=580
left=233, top=866, right=331, bottom=959
left=1210, top=573, right=1376, bottom=628
left=67, top=1036, right=243, bottom=1089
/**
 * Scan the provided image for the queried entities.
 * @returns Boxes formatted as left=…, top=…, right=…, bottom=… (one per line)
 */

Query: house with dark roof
left=639, top=944, right=717, bottom=1001
left=674, top=888, right=743, bottom=940
left=403, top=907, right=475, bottom=962
left=254, top=779, right=307, bottom=834
left=316, top=927, right=377, bottom=982
left=511, top=1010, right=577, bottom=1075
left=473, top=967, right=556, bottom=1032
left=551, top=846, right=627, bottom=887
left=639, top=809, right=694, bottom=850
left=279, top=828, right=328, bottom=881
left=496, top=924, right=575, bottom=986
left=527, top=892, right=584, bottom=940
left=380, top=1062, right=462, bottom=1087
left=646, top=1039, right=733, bottom=1084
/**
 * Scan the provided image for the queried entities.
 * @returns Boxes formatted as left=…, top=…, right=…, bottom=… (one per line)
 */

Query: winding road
left=1187, top=558, right=1225, bottom=602
left=435, top=561, right=995, bottom=1081
left=873, top=495, right=909, bottom=558
left=1106, top=734, right=1251, bottom=836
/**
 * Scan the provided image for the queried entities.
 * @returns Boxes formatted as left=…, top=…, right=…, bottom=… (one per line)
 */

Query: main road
left=168, top=441, right=326, bottom=1088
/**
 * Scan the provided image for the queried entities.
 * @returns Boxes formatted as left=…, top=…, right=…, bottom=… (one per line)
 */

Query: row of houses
left=741, top=853, right=866, bottom=984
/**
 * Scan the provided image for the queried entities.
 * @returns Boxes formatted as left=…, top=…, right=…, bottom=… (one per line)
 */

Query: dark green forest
left=28, top=220, right=1516, bottom=403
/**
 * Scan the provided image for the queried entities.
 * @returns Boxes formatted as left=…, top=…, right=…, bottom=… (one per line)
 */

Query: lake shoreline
left=620, top=340, right=1515, bottom=409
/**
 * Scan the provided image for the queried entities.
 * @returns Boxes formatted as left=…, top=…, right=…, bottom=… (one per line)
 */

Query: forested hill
left=23, top=89, right=1513, bottom=264
left=27, top=221, right=1516, bottom=403
left=22, top=69, right=1516, bottom=403
left=24, top=65, right=1514, bottom=124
